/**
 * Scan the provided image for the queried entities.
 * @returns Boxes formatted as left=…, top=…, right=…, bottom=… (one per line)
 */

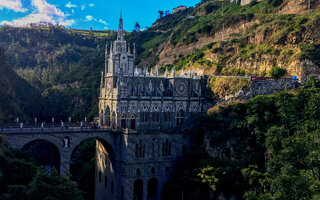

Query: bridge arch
left=21, top=138, right=62, bottom=154
left=22, top=139, right=61, bottom=173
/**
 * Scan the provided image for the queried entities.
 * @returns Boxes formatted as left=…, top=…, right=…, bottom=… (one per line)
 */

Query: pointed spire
left=105, top=44, right=108, bottom=74
left=172, top=66, right=176, bottom=77
left=117, top=11, right=124, bottom=41
left=134, top=66, right=139, bottom=76
left=165, top=66, right=168, bottom=77
left=100, top=71, right=104, bottom=88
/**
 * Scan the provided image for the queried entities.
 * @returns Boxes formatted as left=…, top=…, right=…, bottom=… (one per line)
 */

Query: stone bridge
left=2, top=127, right=189, bottom=200
left=3, top=129, right=119, bottom=175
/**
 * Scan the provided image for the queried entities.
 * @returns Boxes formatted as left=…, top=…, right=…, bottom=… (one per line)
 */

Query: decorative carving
left=176, top=81, right=187, bottom=96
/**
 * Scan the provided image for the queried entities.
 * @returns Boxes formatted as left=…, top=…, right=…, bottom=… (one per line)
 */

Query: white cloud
left=0, top=0, right=27, bottom=12
left=99, top=19, right=108, bottom=26
left=32, top=0, right=64, bottom=16
left=65, top=2, right=77, bottom=9
left=85, top=15, right=96, bottom=21
left=89, top=3, right=95, bottom=7
left=59, top=19, right=75, bottom=26
left=1, top=13, right=55, bottom=26
left=81, top=4, right=85, bottom=10
left=71, top=9, right=74, bottom=14
left=1, top=0, right=75, bottom=27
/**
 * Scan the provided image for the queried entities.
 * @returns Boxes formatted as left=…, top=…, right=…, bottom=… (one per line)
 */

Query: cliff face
left=140, top=0, right=320, bottom=79
left=156, top=20, right=257, bottom=68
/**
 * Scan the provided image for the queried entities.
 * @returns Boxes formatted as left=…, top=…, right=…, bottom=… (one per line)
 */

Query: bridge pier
left=60, top=161, right=71, bottom=176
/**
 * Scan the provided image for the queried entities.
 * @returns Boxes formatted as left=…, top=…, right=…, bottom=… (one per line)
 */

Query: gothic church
left=99, top=13, right=204, bottom=131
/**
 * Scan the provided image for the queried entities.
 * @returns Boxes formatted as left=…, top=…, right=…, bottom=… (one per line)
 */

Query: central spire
left=117, top=11, right=124, bottom=41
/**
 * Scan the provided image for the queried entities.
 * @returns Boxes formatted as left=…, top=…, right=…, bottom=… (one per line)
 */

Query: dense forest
left=163, top=81, right=320, bottom=199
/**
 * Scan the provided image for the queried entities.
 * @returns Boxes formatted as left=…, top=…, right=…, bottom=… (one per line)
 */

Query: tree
left=28, top=169, right=83, bottom=200
left=158, top=10, right=164, bottom=18
left=133, top=22, right=140, bottom=32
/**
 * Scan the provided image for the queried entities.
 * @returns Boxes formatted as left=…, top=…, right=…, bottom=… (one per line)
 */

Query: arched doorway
left=23, top=139, right=60, bottom=173
left=121, top=114, right=126, bottom=129
left=105, top=106, right=111, bottom=127
left=131, top=114, right=136, bottom=130
left=176, top=109, right=185, bottom=125
left=147, top=178, right=158, bottom=200
left=133, top=179, right=143, bottom=200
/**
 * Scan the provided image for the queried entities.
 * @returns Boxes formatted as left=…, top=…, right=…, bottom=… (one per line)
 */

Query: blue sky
left=0, top=0, right=199, bottom=30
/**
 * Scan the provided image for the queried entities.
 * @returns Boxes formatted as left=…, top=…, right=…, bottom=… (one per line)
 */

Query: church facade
left=98, top=13, right=205, bottom=131
left=95, top=13, right=205, bottom=200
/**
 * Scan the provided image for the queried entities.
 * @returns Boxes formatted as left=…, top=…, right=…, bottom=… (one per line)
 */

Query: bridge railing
left=0, top=123, right=115, bottom=134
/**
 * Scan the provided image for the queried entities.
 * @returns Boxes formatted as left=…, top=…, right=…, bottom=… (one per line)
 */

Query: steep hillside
left=134, top=0, right=320, bottom=78
left=0, top=26, right=118, bottom=122
left=0, top=47, right=40, bottom=122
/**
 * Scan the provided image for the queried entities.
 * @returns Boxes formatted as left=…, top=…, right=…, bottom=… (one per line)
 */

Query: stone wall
left=219, top=78, right=297, bottom=103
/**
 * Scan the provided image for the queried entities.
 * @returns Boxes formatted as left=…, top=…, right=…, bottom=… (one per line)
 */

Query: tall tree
left=158, top=10, right=164, bottom=18
left=133, top=22, right=141, bottom=32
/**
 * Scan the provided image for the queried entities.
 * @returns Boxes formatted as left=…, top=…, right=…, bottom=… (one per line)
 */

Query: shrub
left=268, top=66, right=286, bottom=78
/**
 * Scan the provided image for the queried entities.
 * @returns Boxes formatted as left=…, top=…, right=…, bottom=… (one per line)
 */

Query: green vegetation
left=268, top=66, right=286, bottom=77
left=0, top=135, right=83, bottom=200
left=164, top=87, right=320, bottom=199
left=70, top=139, right=96, bottom=200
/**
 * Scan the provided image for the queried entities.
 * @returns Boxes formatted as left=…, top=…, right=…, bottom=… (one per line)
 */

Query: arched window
left=152, top=106, right=160, bottom=122
left=164, top=111, right=171, bottom=122
left=121, top=114, right=126, bottom=129
left=134, top=179, right=143, bottom=200
left=152, top=111, right=160, bottom=122
left=136, top=168, right=141, bottom=176
left=135, top=140, right=145, bottom=158
left=151, top=167, right=155, bottom=174
left=112, top=112, right=116, bottom=129
left=147, top=178, right=158, bottom=199
left=105, top=106, right=111, bottom=127
left=140, top=111, right=149, bottom=123
left=131, top=114, right=136, bottom=130
left=176, top=109, right=185, bottom=125
left=165, top=166, right=169, bottom=172
left=162, top=139, right=171, bottom=156
left=100, top=111, right=104, bottom=125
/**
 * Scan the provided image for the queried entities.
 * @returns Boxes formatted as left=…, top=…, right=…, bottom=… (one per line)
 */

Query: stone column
left=60, top=160, right=70, bottom=176
left=143, top=178, right=148, bottom=200
left=60, top=150, right=71, bottom=176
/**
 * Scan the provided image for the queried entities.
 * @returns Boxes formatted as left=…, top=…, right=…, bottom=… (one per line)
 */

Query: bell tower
left=104, top=12, right=135, bottom=77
